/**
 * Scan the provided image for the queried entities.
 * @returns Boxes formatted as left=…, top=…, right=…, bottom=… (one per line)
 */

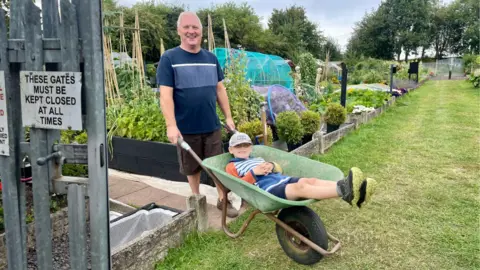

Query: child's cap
left=229, top=132, right=252, bottom=147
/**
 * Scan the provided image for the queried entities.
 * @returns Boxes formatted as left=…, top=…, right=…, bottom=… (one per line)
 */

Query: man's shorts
left=177, top=129, right=223, bottom=176
left=266, top=177, right=300, bottom=199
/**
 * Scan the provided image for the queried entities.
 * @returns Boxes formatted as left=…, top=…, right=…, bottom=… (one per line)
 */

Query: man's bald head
left=176, top=11, right=203, bottom=52
left=177, top=11, right=203, bottom=30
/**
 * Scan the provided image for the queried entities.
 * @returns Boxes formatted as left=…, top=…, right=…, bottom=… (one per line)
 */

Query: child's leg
left=297, top=177, right=337, bottom=187
left=284, top=168, right=378, bottom=208
left=285, top=181, right=339, bottom=201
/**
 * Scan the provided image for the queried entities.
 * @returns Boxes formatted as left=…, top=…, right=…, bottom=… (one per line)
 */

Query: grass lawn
left=155, top=80, right=480, bottom=270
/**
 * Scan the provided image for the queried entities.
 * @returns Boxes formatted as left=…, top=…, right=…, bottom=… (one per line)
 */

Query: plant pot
left=271, top=125, right=279, bottom=141
left=108, top=136, right=215, bottom=186
left=287, top=142, right=303, bottom=152
left=326, top=124, right=340, bottom=133
left=301, top=134, right=313, bottom=144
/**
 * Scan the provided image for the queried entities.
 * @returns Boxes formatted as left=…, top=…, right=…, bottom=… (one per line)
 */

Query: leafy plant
left=309, top=88, right=389, bottom=114
left=146, top=63, right=156, bottom=79
left=107, top=97, right=168, bottom=143
left=60, top=130, right=88, bottom=176
left=300, top=110, right=321, bottom=135
left=466, top=56, right=480, bottom=88
left=115, top=64, right=152, bottom=102
left=361, top=70, right=384, bottom=84
left=223, top=49, right=263, bottom=125
left=324, top=103, right=346, bottom=126
left=298, top=52, right=317, bottom=85
left=463, top=54, right=478, bottom=74
left=275, top=111, right=304, bottom=144
left=61, top=130, right=88, bottom=144
left=468, top=69, right=480, bottom=88
left=237, top=119, right=273, bottom=144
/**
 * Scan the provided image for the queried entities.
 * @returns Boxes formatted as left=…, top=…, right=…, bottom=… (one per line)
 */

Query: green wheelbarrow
left=178, top=138, right=343, bottom=265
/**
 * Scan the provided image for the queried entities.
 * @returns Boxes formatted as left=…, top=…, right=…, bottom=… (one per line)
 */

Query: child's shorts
left=266, top=177, right=300, bottom=199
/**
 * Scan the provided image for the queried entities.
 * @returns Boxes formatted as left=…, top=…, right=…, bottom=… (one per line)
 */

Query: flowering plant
left=352, top=105, right=375, bottom=114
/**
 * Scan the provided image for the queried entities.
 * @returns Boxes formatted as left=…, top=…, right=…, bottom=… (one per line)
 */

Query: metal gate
left=423, top=57, right=465, bottom=79
left=0, top=0, right=110, bottom=269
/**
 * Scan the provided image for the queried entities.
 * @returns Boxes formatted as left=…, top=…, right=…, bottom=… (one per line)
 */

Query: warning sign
left=20, top=71, right=82, bottom=130
left=0, top=71, right=9, bottom=156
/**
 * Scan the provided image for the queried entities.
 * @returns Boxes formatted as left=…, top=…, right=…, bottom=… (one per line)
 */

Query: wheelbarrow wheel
left=275, top=206, right=328, bottom=265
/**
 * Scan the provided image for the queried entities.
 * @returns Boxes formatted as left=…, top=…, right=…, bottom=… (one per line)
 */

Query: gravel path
left=27, top=221, right=92, bottom=269
left=18, top=183, right=90, bottom=269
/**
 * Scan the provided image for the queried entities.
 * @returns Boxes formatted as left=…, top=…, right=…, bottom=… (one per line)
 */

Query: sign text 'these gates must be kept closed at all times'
left=20, top=71, right=83, bottom=131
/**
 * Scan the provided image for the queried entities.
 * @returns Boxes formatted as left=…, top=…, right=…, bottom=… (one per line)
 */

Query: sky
left=116, top=0, right=384, bottom=52
left=27, top=0, right=454, bottom=55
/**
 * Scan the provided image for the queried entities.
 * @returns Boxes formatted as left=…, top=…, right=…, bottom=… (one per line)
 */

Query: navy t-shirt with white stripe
left=156, top=46, right=224, bottom=134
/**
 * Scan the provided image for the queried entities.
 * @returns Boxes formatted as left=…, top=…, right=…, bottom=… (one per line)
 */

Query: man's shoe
left=217, top=199, right=239, bottom=218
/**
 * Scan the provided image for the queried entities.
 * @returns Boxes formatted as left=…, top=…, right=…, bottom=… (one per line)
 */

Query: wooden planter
left=107, top=136, right=215, bottom=187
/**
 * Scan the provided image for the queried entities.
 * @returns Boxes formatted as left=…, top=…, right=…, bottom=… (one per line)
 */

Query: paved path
left=107, top=169, right=246, bottom=230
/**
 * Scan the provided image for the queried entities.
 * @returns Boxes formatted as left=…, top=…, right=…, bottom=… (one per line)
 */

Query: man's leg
left=187, top=172, right=201, bottom=194
left=177, top=134, right=203, bottom=195
left=204, top=129, right=239, bottom=218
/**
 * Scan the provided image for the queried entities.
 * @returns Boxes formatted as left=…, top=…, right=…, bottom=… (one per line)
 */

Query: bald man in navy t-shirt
left=156, top=11, right=238, bottom=218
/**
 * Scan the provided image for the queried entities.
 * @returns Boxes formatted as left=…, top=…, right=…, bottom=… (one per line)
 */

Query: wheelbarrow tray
left=202, top=145, right=344, bottom=213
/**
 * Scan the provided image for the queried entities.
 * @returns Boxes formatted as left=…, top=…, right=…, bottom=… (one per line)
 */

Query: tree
left=268, top=5, right=324, bottom=61
left=426, top=1, right=467, bottom=59
left=103, top=1, right=185, bottom=62
left=347, top=0, right=477, bottom=60
left=451, top=0, right=480, bottom=55
left=322, top=37, right=343, bottom=61
left=346, top=8, right=395, bottom=60
left=197, top=2, right=265, bottom=51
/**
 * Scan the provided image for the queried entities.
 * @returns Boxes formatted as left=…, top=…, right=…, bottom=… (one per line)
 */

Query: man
left=156, top=11, right=238, bottom=218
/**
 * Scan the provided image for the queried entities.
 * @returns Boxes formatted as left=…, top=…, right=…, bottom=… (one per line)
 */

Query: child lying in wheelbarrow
left=225, top=132, right=377, bottom=208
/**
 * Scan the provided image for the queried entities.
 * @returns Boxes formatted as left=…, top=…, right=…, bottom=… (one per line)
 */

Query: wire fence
left=422, top=58, right=465, bottom=79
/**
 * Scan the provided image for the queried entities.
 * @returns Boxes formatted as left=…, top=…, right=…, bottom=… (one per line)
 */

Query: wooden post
left=261, top=100, right=268, bottom=146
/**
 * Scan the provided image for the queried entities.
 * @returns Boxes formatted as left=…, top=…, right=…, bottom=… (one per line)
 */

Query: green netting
left=213, top=48, right=294, bottom=90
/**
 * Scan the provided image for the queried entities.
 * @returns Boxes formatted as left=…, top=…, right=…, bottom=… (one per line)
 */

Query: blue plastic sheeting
left=252, top=84, right=307, bottom=125
left=213, top=48, right=294, bottom=90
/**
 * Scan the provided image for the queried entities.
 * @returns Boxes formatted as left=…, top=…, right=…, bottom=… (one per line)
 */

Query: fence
left=422, top=57, right=465, bottom=79
left=0, top=0, right=110, bottom=269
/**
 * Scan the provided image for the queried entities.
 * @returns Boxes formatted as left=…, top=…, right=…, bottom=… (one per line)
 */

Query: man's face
left=229, top=143, right=252, bottom=159
left=177, top=14, right=202, bottom=48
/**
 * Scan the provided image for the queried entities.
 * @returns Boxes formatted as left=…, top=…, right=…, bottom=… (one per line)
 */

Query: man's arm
left=159, top=85, right=182, bottom=143
left=159, top=86, right=176, bottom=128
left=157, top=54, right=181, bottom=143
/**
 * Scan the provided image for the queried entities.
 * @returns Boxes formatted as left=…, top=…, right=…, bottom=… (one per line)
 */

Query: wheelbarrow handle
left=176, top=136, right=230, bottom=196
left=220, top=121, right=238, bottom=134
left=177, top=137, right=191, bottom=151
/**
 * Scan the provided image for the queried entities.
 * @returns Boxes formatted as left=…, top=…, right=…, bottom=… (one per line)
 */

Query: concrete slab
left=108, top=169, right=243, bottom=211
left=156, top=194, right=189, bottom=211
left=108, top=174, right=122, bottom=186
left=115, top=186, right=172, bottom=208
left=108, top=177, right=149, bottom=199
left=107, top=169, right=249, bottom=230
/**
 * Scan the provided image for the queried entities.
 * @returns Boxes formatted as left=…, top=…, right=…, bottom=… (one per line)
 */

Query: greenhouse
left=213, top=48, right=294, bottom=90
